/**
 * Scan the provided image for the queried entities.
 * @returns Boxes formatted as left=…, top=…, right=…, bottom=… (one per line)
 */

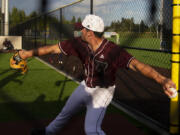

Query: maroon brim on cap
left=74, top=22, right=84, bottom=30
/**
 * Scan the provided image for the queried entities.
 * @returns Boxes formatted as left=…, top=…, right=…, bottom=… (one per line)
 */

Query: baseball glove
left=10, top=51, right=28, bottom=74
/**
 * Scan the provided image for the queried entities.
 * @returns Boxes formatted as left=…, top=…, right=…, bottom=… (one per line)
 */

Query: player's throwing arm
left=129, top=58, right=177, bottom=98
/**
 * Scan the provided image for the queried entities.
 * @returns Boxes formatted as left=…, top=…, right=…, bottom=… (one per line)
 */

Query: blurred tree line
left=106, top=17, right=158, bottom=33
left=9, top=7, right=38, bottom=27
left=9, top=7, right=159, bottom=36
left=9, top=7, right=82, bottom=28
left=9, top=7, right=83, bottom=37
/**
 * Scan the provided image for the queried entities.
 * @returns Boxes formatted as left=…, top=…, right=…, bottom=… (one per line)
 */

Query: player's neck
left=89, top=38, right=104, bottom=52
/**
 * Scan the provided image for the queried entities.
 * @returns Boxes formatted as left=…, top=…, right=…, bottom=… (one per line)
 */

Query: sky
left=3, top=0, right=162, bottom=26
left=63, top=0, right=161, bottom=25
left=8, top=0, right=77, bottom=14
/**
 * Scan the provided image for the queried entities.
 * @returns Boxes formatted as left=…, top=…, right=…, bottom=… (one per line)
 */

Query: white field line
left=35, top=57, right=80, bottom=84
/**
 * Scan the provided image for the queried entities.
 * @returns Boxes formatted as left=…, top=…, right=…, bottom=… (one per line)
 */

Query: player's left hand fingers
left=165, top=87, right=178, bottom=98
left=164, top=90, right=173, bottom=97
left=161, top=78, right=177, bottom=97
left=164, top=88, right=175, bottom=96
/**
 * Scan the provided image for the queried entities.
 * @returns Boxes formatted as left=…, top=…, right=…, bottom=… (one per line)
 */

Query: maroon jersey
left=59, top=37, right=134, bottom=88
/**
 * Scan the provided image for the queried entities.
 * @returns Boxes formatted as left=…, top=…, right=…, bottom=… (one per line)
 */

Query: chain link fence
left=9, top=0, right=175, bottom=133
left=94, top=0, right=173, bottom=131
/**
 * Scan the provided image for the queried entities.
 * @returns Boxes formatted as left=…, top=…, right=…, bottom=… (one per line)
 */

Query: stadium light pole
left=4, top=0, right=9, bottom=36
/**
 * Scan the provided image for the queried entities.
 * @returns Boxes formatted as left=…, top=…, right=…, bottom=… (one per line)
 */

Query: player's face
left=81, top=28, right=89, bottom=42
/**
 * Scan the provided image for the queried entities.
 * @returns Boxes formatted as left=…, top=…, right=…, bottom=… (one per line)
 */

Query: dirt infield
left=0, top=114, right=147, bottom=135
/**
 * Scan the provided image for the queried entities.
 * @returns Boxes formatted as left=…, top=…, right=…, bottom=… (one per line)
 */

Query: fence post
left=60, top=8, right=63, bottom=39
left=170, top=0, right=180, bottom=134
left=44, top=15, right=47, bottom=46
left=35, top=18, right=37, bottom=49
left=90, top=0, right=93, bottom=14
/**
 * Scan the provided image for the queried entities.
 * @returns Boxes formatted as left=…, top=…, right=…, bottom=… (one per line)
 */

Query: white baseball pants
left=45, top=81, right=115, bottom=135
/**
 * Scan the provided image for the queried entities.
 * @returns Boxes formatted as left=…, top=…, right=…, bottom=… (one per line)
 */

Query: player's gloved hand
left=10, top=50, right=28, bottom=74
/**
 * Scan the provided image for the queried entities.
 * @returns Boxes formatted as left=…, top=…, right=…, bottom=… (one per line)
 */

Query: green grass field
left=0, top=53, right=160, bottom=135
left=0, top=53, right=79, bottom=121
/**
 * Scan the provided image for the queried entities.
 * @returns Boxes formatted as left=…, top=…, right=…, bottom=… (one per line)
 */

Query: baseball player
left=11, top=14, right=176, bottom=135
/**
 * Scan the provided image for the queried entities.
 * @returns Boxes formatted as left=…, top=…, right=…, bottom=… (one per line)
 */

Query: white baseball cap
left=82, top=14, right=104, bottom=32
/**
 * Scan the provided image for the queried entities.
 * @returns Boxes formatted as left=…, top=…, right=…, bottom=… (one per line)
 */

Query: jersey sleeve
left=116, top=48, right=134, bottom=69
left=58, top=39, right=78, bottom=56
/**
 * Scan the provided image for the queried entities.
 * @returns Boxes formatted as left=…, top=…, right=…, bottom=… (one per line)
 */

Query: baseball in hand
left=169, top=88, right=178, bottom=98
